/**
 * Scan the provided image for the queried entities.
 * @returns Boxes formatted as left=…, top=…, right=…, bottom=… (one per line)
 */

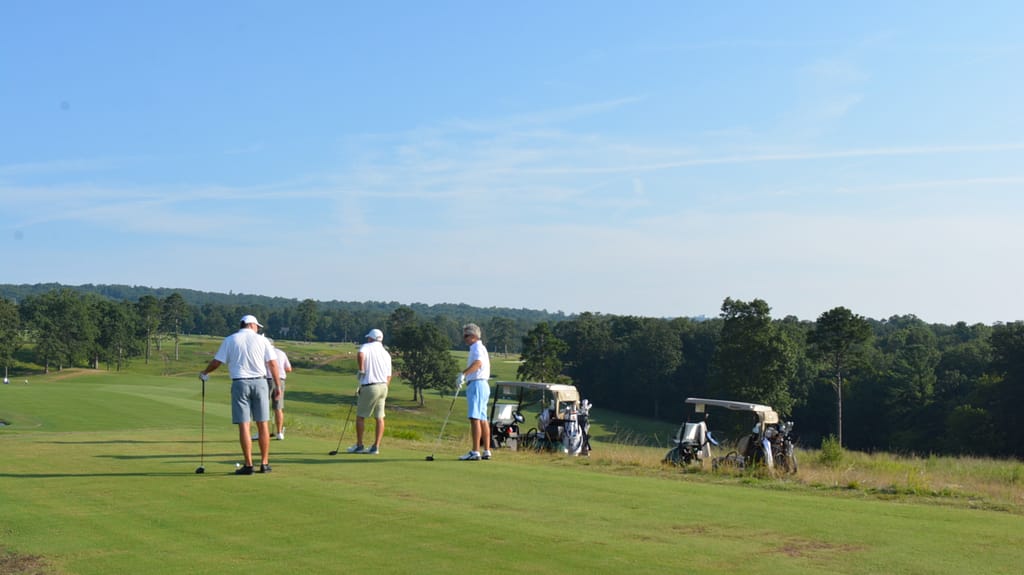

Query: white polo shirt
left=273, top=348, right=291, bottom=381
left=466, top=340, right=490, bottom=382
left=214, top=328, right=276, bottom=379
left=358, top=340, right=392, bottom=385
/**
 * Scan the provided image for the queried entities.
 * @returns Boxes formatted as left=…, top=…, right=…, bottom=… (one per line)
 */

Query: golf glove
left=456, top=373, right=466, bottom=390
left=199, top=372, right=208, bottom=383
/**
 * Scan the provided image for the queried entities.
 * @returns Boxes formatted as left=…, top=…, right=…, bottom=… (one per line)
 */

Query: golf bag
left=563, top=409, right=583, bottom=455
left=578, top=399, right=593, bottom=455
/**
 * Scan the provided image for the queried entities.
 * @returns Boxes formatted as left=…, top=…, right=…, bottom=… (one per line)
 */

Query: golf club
left=425, top=386, right=461, bottom=461
left=195, top=376, right=206, bottom=474
left=328, top=391, right=358, bottom=455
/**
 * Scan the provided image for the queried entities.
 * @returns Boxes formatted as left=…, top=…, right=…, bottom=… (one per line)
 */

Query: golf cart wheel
left=522, top=428, right=540, bottom=451
left=781, top=448, right=798, bottom=474
left=663, top=446, right=686, bottom=466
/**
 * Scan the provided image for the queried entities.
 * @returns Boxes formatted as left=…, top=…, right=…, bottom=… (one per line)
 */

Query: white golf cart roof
left=492, top=381, right=581, bottom=419
left=685, top=397, right=779, bottom=424
left=493, top=381, right=578, bottom=394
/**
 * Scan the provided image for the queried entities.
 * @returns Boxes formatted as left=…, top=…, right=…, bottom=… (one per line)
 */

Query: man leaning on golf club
left=199, top=314, right=282, bottom=475
left=458, top=323, right=491, bottom=461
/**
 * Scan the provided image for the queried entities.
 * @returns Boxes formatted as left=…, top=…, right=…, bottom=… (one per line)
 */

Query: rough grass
left=0, top=547, right=49, bottom=575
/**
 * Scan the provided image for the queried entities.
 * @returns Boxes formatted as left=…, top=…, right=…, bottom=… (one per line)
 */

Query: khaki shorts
left=356, top=383, right=388, bottom=419
left=267, top=379, right=285, bottom=410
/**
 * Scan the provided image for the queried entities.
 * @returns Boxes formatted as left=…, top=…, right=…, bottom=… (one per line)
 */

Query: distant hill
left=0, top=282, right=570, bottom=324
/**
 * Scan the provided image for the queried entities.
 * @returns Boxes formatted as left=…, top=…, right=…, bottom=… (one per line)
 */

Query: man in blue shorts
left=199, top=314, right=282, bottom=475
left=458, top=323, right=491, bottom=461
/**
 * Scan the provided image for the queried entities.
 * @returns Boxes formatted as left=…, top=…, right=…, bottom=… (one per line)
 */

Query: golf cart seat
left=675, top=421, right=712, bottom=460
left=492, top=403, right=517, bottom=425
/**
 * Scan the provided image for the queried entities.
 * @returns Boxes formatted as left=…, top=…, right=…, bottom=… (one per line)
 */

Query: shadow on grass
left=286, top=390, right=357, bottom=406
left=51, top=439, right=197, bottom=445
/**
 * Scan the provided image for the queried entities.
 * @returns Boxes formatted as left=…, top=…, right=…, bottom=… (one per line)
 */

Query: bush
left=819, top=434, right=844, bottom=468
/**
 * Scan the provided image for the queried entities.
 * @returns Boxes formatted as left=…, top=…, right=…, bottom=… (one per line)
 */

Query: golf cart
left=488, top=381, right=593, bottom=456
left=663, top=397, right=797, bottom=473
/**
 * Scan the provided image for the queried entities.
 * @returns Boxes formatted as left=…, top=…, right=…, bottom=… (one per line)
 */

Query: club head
left=425, top=455, right=434, bottom=461
left=328, top=450, right=339, bottom=456
left=195, top=466, right=205, bottom=474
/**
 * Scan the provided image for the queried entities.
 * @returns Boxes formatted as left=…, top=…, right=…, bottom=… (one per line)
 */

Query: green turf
left=2, top=344, right=1023, bottom=574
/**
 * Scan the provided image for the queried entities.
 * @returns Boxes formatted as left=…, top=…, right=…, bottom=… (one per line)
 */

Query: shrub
left=819, top=434, right=844, bottom=468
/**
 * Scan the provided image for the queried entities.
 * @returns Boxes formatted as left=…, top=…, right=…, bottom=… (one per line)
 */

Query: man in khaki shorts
left=347, top=328, right=392, bottom=455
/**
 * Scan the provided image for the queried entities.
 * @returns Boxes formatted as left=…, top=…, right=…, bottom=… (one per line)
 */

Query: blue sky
left=2, top=1, right=1022, bottom=324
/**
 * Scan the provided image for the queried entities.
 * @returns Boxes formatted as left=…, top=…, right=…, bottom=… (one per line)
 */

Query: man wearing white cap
left=199, top=314, right=281, bottom=474
left=347, top=328, right=392, bottom=455
left=265, top=337, right=292, bottom=440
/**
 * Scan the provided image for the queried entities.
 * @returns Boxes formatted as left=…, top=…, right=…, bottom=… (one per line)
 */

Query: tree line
left=2, top=285, right=1021, bottom=458
left=515, top=298, right=1023, bottom=459
left=0, top=286, right=549, bottom=374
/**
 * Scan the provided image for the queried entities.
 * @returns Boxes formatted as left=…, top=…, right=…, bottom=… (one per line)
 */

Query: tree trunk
left=835, top=370, right=844, bottom=447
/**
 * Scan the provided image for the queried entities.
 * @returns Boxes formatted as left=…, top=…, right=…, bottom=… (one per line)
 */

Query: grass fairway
left=2, top=349, right=1024, bottom=574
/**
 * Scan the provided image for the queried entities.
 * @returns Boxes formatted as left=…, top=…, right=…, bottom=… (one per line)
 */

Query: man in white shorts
left=199, top=315, right=281, bottom=475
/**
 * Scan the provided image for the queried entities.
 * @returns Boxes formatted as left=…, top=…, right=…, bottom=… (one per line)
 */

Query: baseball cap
left=365, top=328, right=383, bottom=341
left=240, top=314, right=264, bottom=327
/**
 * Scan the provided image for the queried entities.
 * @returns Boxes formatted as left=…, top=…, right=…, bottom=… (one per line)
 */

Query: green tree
left=96, top=299, right=141, bottom=371
left=710, top=298, right=795, bottom=415
left=517, top=322, right=569, bottom=383
left=807, top=306, right=872, bottom=446
left=887, top=325, right=941, bottom=410
left=554, top=313, right=614, bottom=406
left=162, top=293, right=191, bottom=361
left=488, top=316, right=516, bottom=356
left=624, top=318, right=683, bottom=419
left=983, top=322, right=1024, bottom=456
left=295, top=299, right=318, bottom=341
left=386, top=306, right=417, bottom=339
left=0, top=297, right=20, bottom=380
left=136, top=295, right=162, bottom=364
left=879, top=324, right=941, bottom=450
left=22, top=289, right=98, bottom=371
left=392, top=321, right=459, bottom=405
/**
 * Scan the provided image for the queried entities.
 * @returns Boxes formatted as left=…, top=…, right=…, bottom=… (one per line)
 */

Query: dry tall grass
left=570, top=440, right=1024, bottom=514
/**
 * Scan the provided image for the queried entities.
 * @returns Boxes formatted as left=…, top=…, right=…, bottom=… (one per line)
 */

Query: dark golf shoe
left=234, top=465, right=254, bottom=475
left=259, top=463, right=272, bottom=473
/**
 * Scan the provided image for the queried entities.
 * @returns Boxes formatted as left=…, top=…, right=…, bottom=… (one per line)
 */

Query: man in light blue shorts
left=458, top=323, right=491, bottom=461
left=199, top=314, right=282, bottom=475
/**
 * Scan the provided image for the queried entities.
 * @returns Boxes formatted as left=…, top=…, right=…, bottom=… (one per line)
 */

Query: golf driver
left=328, top=391, right=358, bottom=455
left=425, top=386, right=461, bottom=461
left=195, top=376, right=206, bottom=474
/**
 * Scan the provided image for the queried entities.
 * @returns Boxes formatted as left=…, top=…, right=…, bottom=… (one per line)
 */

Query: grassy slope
left=1, top=338, right=1023, bottom=574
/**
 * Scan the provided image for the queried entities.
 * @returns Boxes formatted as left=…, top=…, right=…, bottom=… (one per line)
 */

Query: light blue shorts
left=465, top=379, right=490, bottom=421
left=231, top=378, right=270, bottom=424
